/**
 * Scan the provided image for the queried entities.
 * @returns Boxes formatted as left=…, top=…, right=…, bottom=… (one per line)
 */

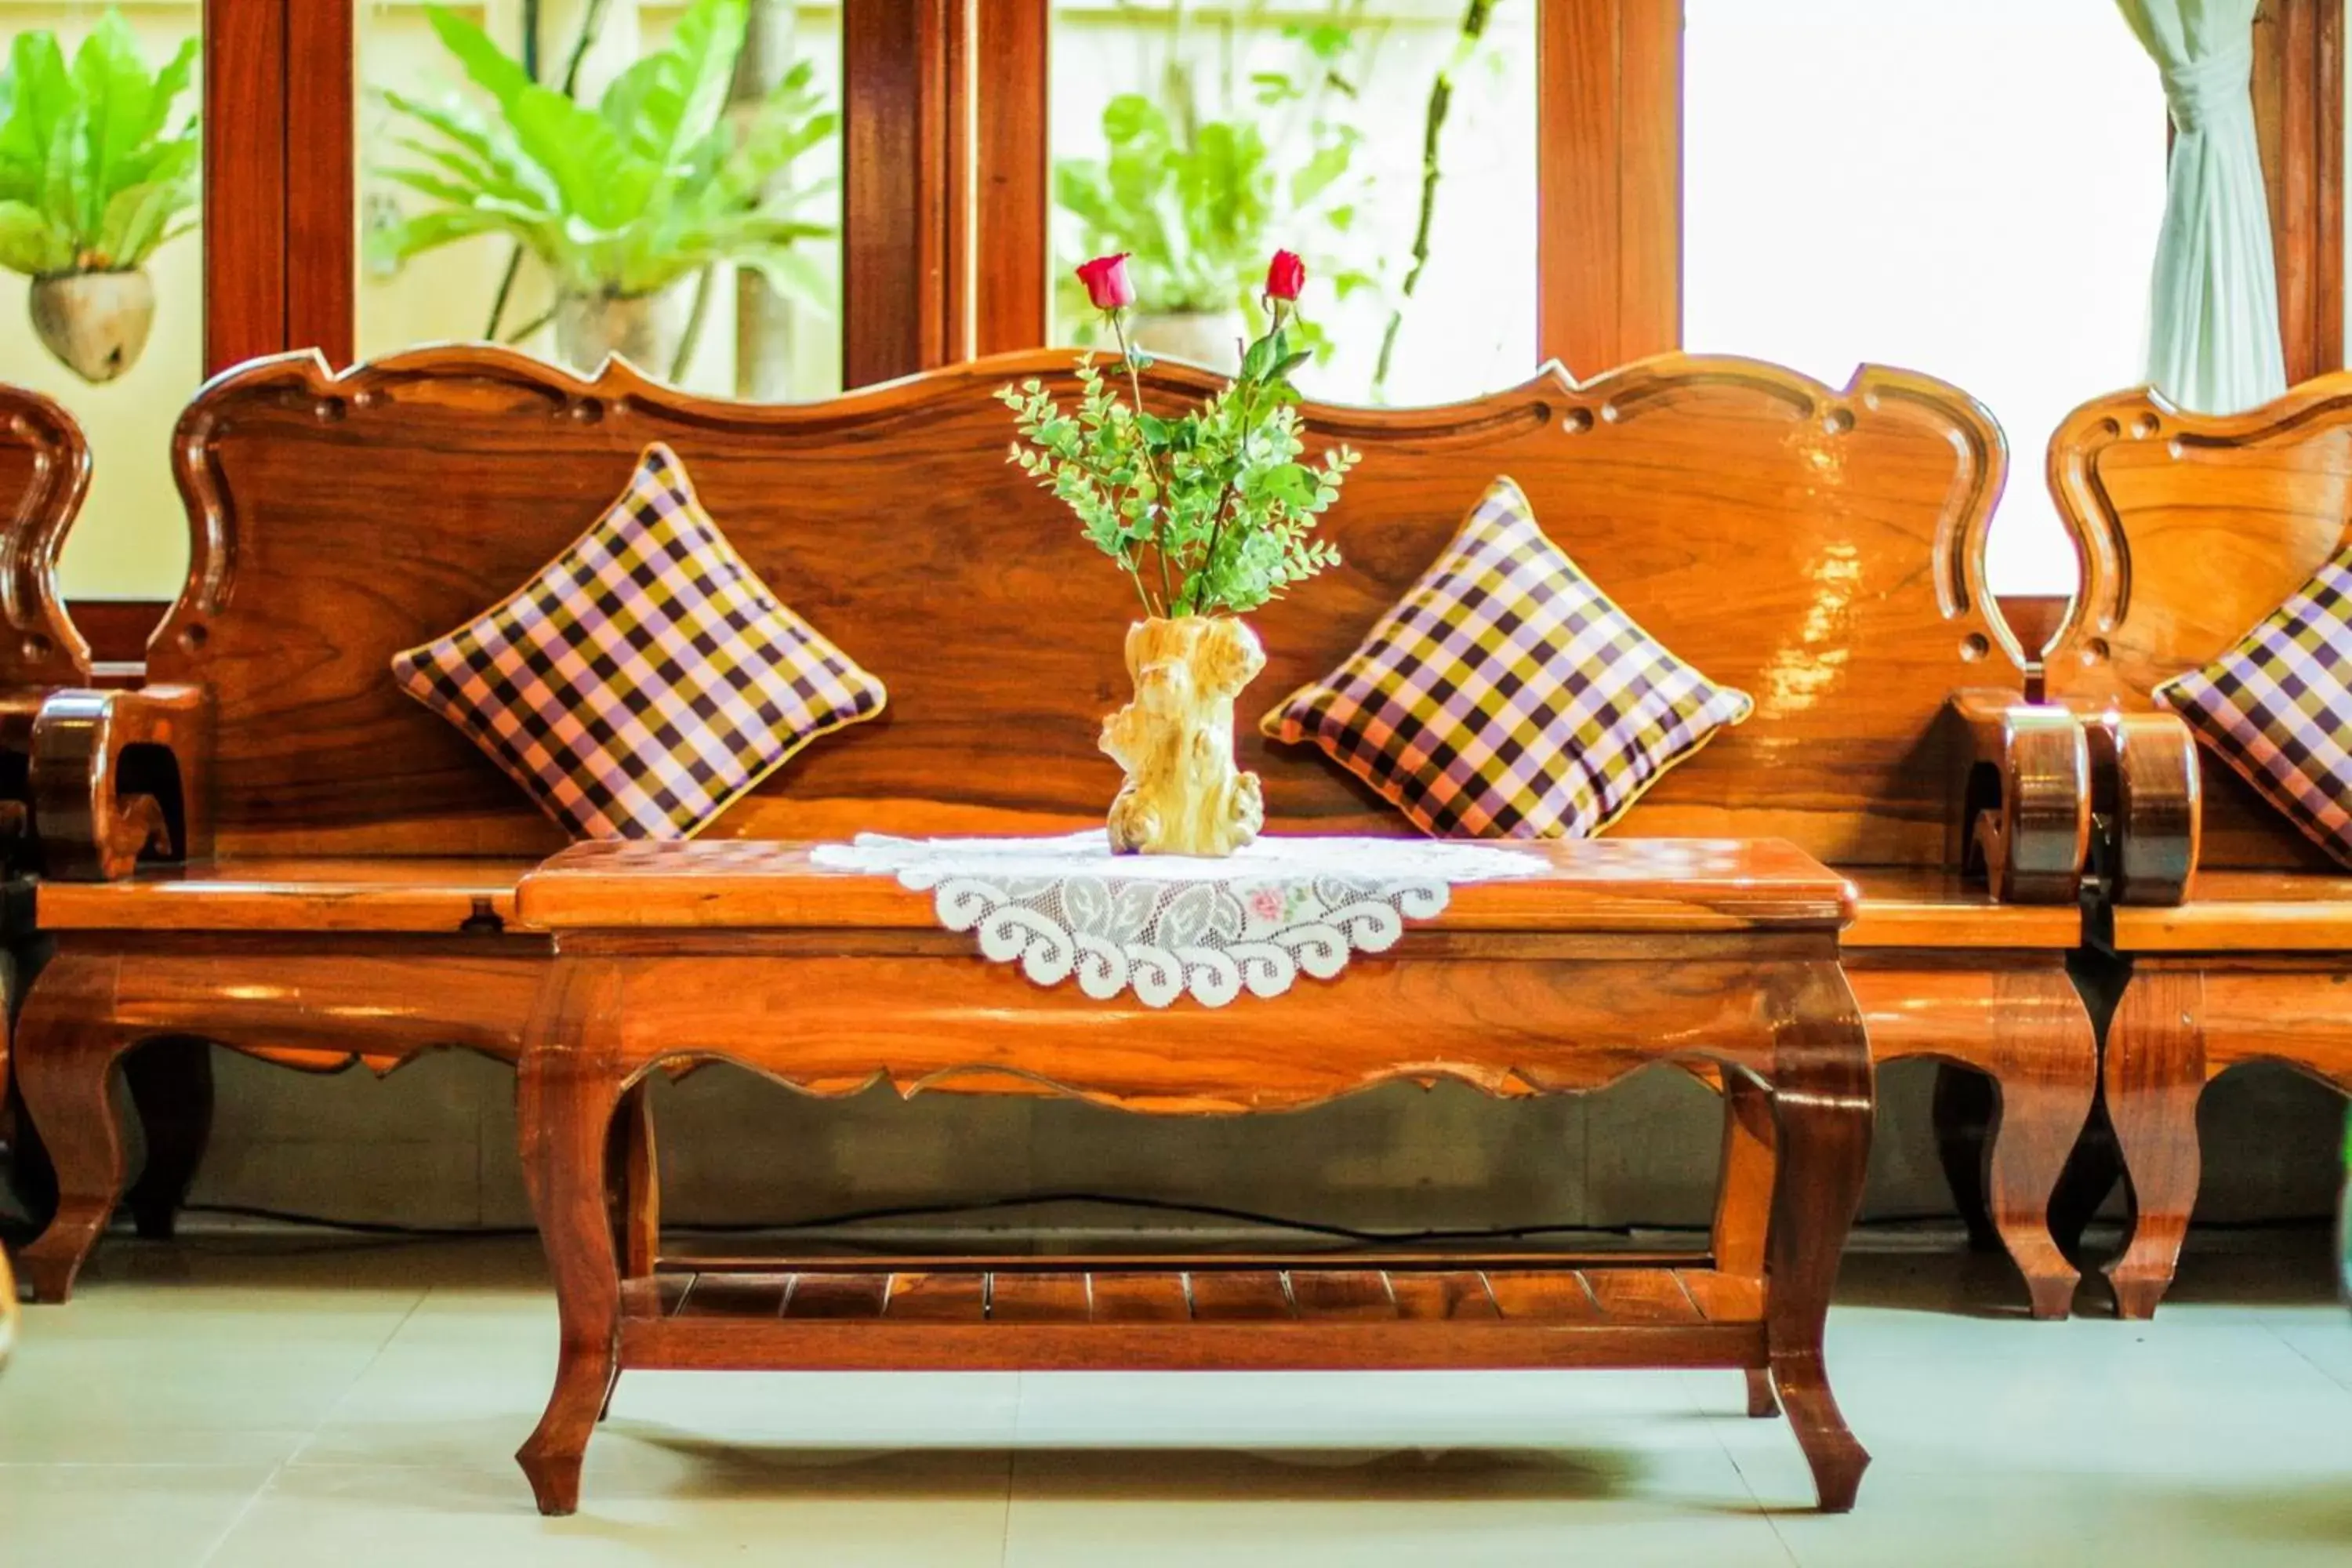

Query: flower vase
left=1100, top=615, right=1266, bottom=857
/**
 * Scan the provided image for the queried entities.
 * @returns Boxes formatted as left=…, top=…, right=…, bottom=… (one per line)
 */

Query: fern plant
left=0, top=13, right=200, bottom=279
left=371, top=0, right=837, bottom=312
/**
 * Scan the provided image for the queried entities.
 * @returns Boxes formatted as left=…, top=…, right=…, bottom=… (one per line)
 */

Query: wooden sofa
left=13, top=345, right=2096, bottom=1316
left=2047, top=376, right=2352, bottom=1316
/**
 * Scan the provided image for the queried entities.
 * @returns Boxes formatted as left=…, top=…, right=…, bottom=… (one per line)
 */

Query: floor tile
left=0, top=1463, right=275, bottom=1568
left=203, top=1456, right=1013, bottom=1567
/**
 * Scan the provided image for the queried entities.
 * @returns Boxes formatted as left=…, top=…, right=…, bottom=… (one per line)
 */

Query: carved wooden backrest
left=0, top=383, right=93, bottom=693
left=157, top=346, right=2012, bottom=866
left=2046, top=376, right=2352, bottom=870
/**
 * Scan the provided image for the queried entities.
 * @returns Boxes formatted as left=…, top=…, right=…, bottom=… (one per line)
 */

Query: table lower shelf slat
left=618, top=1264, right=1766, bottom=1373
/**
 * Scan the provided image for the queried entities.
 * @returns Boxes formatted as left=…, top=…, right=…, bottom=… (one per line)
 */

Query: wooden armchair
left=2, top=382, right=99, bottom=1266
left=2046, top=376, right=2352, bottom=1315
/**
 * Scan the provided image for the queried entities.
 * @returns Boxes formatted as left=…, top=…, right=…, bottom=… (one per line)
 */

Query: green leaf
left=0, top=197, right=66, bottom=274
left=424, top=5, right=535, bottom=112
left=597, top=0, right=746, bottom=168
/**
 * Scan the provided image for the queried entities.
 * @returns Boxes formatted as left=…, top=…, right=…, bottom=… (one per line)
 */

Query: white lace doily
left=811, top=831, right=1549, bottom=1007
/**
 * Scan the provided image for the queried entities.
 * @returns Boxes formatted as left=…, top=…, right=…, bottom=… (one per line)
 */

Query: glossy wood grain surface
left=2047, top=378, right=2352, bottom=870
left=0, top=382, right=93, bottom=692
left=518, top=837, right=1854, bottom=936
left=37, top=858, right=536, bottom=932
left=2110, top=870, right=2352, bottom=950
left=156, top=345, right=2016, bottom=867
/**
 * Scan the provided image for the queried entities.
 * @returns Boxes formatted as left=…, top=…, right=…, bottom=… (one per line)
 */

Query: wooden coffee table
left=510, top=836, right=1874, bottom=1515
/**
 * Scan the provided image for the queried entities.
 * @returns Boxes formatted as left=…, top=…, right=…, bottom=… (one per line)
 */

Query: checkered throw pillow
left=2154, top=543, right=2352, bottom=866
left=392, top=443, right=885, bottom=840
left=1261, top=477, right=1752, bottom=838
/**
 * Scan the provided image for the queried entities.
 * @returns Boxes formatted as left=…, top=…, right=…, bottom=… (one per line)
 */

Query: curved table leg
left=2101, top=964, right=2205, bottom=1320
left=516, top=960, right=629, bottom=1518
left=1766, top=966, right=1874, bottom=1513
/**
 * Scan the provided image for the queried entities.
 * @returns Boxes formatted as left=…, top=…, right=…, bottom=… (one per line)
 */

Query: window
left=1047, top=0, right=1538, bottom=404
left=1683, top=0, right=2170, bottom=594
left=356, top=0, right=844, bottom=401
left=2, top=0, right=205, bottom=599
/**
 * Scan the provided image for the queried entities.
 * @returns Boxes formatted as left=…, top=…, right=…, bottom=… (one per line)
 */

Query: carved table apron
left=510, top=837, right=1875, bottom=1516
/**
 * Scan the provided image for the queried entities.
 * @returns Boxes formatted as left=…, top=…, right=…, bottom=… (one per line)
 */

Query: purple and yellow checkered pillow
left=1261, top=477, right=1751, bottom=838
left=392, top=443, right=885, bottom=840
left=2155, top=544, right=2352, bottom=866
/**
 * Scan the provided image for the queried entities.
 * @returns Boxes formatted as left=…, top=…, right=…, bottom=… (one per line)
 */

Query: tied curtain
left=2115, top=0, right=2287, bottom=412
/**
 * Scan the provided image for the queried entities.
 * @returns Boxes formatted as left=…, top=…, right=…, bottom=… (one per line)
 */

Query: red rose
left=1265, top=249, right=1306, bottom=302
left=1076, top=252, right=1136, bottom=311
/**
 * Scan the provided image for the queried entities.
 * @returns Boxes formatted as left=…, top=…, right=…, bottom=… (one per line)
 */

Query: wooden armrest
left=2073, top=706, right=2200, bottom=907
left=29, top=684, right=212, bottom=881
left=1947, top=688, right=2091, bottom=904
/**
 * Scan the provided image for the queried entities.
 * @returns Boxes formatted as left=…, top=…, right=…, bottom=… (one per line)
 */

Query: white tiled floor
left=3, top=1230, right=2349, bottom=1565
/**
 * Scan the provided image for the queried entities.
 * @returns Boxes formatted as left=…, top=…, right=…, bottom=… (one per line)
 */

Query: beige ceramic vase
left=1100, top=615, right=1267, bottom=857
left=29, top=269, right=156, bottom=384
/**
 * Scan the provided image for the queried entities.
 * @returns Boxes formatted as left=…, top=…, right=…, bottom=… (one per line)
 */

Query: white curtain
left=2114, top=0, right=2287, bottom=412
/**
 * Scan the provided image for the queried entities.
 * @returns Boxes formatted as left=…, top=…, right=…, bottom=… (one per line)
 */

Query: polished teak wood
left=15, top=344, right=2092, bottom=1320
left=512, top=837, right=1874, bottom=1515
left=2048, top=374, right=2352, bottom=1315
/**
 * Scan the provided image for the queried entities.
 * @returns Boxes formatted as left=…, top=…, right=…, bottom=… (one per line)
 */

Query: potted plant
left=371, top=0, right=837, bottom=377
left=1054, top=27, right=1377, bottom=369
left=0, top=13, right=199, bottom=384
left=1000, top=250, right=1357, bottom=857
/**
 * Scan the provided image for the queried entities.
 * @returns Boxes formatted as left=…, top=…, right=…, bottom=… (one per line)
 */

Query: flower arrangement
left=998, top=249, right=1358, bottom=621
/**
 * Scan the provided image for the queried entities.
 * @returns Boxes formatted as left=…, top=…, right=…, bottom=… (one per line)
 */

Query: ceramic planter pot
left=29, top=269, right=156, bottom=384
left=1100, top=615, right=1266, bottom=857
left=1127, top=310, right=1243, bottom=372
left=553, top=286, right=690, bottom=376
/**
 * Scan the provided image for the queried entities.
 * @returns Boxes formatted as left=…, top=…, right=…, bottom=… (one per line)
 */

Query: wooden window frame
left=177, top=0, right=2352, bottom=392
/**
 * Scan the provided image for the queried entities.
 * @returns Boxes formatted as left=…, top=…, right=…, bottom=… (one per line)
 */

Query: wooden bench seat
left=10, top=345, right=2098, bottom=1319
left=38, top=858, right=2066, bottom=941
left=2047, top=375, right=2352, bottom=1316
left=35, top=858, right=535, bottom=932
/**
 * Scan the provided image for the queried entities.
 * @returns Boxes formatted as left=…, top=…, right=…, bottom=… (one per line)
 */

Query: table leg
left=516, top=960, right=629, bottom=1518
left=1766, top=966, right=1874, bottom=1513
left=1710, top=1073, right=1779, bottom=1418
left=601, top=1080, right=657, bottom=1424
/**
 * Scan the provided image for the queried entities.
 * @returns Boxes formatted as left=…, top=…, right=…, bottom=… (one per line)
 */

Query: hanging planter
left=0, top=15, right=201, bottom=385
left=29, top=270, right=158, bottom=385
left=1126, top=310, right=1243, bottom=372
left=551, top=286, right=691, bottom=376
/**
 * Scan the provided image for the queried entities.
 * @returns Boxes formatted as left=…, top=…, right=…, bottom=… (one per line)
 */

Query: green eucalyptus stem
left=1373, top=0, right=1497, bottom=401
left=1109, top=309, right=1177, bottom=617
left=1192, top=298, right=1285, bottom=614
